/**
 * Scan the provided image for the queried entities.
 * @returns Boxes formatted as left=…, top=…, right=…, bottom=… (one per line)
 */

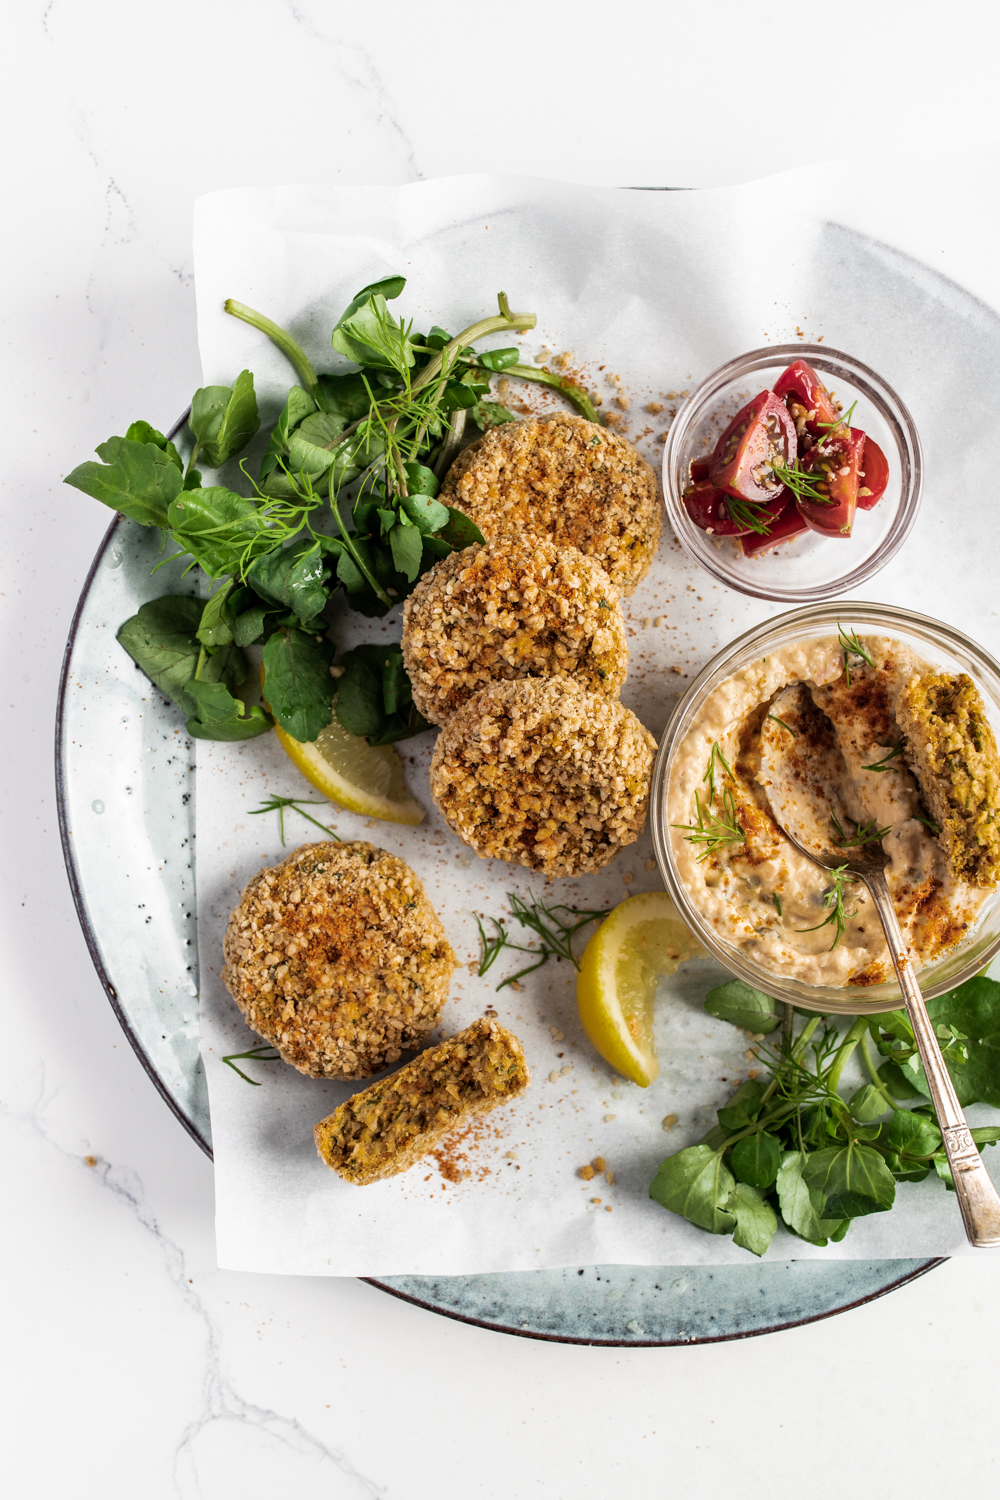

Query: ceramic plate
left=56, top=505, right=942, bottom=1344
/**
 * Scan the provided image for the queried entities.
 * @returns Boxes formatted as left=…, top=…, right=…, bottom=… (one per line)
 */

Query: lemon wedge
left=576, top=891, right=701, bottom=1086
left=274, top=711, right=426, bottom=826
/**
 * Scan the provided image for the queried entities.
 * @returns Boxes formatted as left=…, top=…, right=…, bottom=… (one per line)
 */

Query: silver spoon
left=759, top=687, right=1000, bottom=1248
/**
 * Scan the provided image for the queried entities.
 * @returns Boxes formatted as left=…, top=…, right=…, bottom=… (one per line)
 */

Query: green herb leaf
left=704, top=981, right=781, bottom=1034
left=475, top=347, right=520, bottom=372
left=124, top=421, right=182, bottom=471
left=315, top=371, right=373, bottom=422
left=884, top=1109, right=942, bottom=1158
left=331, top=285, right=414, bottom=373
left=196, top=581, right=236, bottom=648
left=400, top=492, right=451, bottom=535
left=402, top=461, right=441, bottom=497
left=258, top=385, right=317, bottom=481
left=727, top=1182, right=778, bottom=1257
left=335, top=643, right=430, bottom=746
left=717, top=1080, right=767, bottom=1133
left=468, top=400, right=517, bottom=430
left=64, top=434, right=184, bottom=528
left=775, top=1151, right=847, bottom=1246
left=802, top=1142, right=896, bottom=1220
left=389, top=518, right=423, bottom=582
left=117, top=595, right=205, bottom=710
left=730, top=1131, right=782, bottom=1190
left=190, top=370, right=260, bottom=468
left=166, top=486, right=264, bottom=578
left=261, top=629, right=335, bottom=743
left=848, top=1084, right=889, bottom=1124
left=440, top=507, right=486, bottom=549
left=185, top=679, right=272, bottom=741
left=649, top=1145, right=737, bottom=1235
left=245, top=539, right=330, bottom=622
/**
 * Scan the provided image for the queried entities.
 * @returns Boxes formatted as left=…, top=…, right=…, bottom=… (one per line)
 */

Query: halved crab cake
left=429, top=677, right=657, bottom=877
left=222, top=841, right=456, bottom=1080
left=314, top=1018, right=530, bottom=1185
left=401, top=536, right=628, bottom=727
left=897, top=672, right=1000, bottom=887
left=439, top=412, right=662, bottom=595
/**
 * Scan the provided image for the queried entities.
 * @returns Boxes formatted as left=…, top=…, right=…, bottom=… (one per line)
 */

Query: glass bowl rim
left=649, top=599, right=1000, bottom=1015
left=661, top=341, right=924, bottom=604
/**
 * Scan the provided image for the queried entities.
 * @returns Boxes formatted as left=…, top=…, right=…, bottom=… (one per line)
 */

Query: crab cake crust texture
left=439, top=413, right=662, bottom=595
left=897, top=672, right=1000, bottom=887
left=401, top=536, right=628, bottom=726
left=314, top=1018, right=530, bottom=1185
left=429, top=678, right=657, bottom=876
left=222, top=841, right=457, bottom=1080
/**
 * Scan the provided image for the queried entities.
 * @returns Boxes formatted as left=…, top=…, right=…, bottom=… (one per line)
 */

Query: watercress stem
left=860, top=1030, right=908, bottom=1111
left=826, top=1015, right=870, bottom=1094
left=224, top=299, right=318, bottom=396
left=410, top=306, right=537, bottom=399
left=184, top=441, right=201, bottom=480
left=504, top=364, right=603, bottom=424
left=328, top=474, right=391, bottom=606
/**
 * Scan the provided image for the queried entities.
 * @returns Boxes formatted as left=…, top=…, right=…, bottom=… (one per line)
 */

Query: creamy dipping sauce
left=668, top=634, right=994, bottom=988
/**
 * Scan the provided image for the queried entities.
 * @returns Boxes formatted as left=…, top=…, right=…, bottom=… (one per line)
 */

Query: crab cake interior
left=222, top=841, right=456, bottom=1080
left=897, top=672, right=1000, bottom=887
left=401, top=536, right=627, bottom=726
left=429, top=677, right=657, bottom=877
left=314, top=1018, right=530, bottom=1185
left=439, top=412, right=662, bottom=595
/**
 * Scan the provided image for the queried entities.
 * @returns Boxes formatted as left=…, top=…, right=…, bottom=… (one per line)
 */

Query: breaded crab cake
left=222, top=841, right=456, bottom=1080
left=401, top=535, right=628, bottom=727
left=439, top=412, right=662, bottom=595
left=429, top=677, right=657, bottom=876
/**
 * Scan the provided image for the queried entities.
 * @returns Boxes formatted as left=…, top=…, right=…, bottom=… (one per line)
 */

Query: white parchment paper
left=193, top=169, right=1000, bottom=1274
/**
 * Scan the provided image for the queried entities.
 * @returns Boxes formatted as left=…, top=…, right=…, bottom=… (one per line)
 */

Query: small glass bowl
left=650, top=601, right=1000, bottom=1016
left=662, top=343, right=922, bottom=602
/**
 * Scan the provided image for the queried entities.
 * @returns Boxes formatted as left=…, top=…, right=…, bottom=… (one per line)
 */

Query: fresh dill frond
left=773, top=892, right=782, bottom=917
left=837, top=623, right=875, bottom=685
left=862, top=742, right=905, bottom=772
left=703, top=741, right=736, bottom=800
left=914, top=814, right=943, bottom=834
left=222, top=1045, right=283, bottom=1085
left=726, top=496, right=774, bottom=535
left=250, top=795, right=341, bottom=846
left=673, top=787, right=746, bottom=863
left=815, top=399, right=858, bottom=432
left=831, top=811, right=891, bottom=849
left=796, top=865, right=858, bottom=951
left=475, top=894, right=610, bottom=989
left=769, top=458, right=832, bottom=504
left=766, top=714, right=796, bottom=737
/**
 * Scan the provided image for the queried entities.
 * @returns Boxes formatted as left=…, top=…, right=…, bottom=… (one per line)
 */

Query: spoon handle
left=865, top=870, right=1000, bottom=1248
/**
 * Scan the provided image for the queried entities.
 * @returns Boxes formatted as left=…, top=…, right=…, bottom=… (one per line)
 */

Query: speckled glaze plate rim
left=55, top=502, right=945, bottom=1345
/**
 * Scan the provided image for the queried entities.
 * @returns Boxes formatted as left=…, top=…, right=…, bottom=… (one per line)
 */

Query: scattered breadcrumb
left=593, top=1155, right=606, bottom=1171
left=662, top=1113, right=679, bottom=1130
left=579, top=1164, right=595, bottom=1180
left=314, top=1018, right=529, bottom=1185
left=604, top=1114, right=616, bottom=1123
left=223, top=842, right=456, bottom=1080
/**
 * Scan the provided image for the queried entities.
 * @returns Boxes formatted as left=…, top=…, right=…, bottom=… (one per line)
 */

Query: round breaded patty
left=222, top=841, right=456, bottom=1080
left=439, top=412, right=662, bottom=595
left=401, top=536, right=628, bottom=727
left=429, top=678, right=657, bottom=876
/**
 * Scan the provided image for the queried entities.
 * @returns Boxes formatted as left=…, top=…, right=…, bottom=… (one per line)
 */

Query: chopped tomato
left=709, top=391, right=797, bottom=505
left=795, top=428, right=865, bottom=538
left=741, top=505, right=810, bottom=556
left=689, top=456, right=712, bottom=484
left=685, top=481, right=789, bottom=538
left=856, top=433, right=889, bottom=510
left=774, top=359, right=841, bottom=436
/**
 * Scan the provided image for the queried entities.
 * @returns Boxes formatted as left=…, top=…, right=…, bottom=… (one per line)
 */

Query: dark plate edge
left=54, top=415, right=213, bottom=1160
left=362, top=1256, right=946, bottom=1346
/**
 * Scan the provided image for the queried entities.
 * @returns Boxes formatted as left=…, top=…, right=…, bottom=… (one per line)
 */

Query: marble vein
left=2, top=1087, right=384, bottom=1499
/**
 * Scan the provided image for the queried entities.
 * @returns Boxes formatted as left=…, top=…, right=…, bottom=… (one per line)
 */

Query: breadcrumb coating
left=440, top=413, right=662, bottom=595
left=401, top=536, right=627, bottom=726
left=222, top=841, right=456, bottom=1080
left=314, top=1018, right=530, bottom=1185
left=897, top=672, right=1000, bottom=887
left=429, top=677, right=656, bottom=876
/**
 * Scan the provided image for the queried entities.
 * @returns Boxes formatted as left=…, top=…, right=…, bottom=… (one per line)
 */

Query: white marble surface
left=5, top=2, right=1000, bottom=1494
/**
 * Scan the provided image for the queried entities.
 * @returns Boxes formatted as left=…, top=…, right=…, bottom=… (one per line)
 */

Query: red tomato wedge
left=683, top=482, right=758, bottom=536
left=856, top=433, right=889, bottom=510
left=689, top=456, right=713, bottom=484
left=774, top=359, right=842, bottom=436
left=741, top=505, right=810, bottom=556
left=795, top=429, right=865, bottom=537
left=709, top=391, right=797, bottom=505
